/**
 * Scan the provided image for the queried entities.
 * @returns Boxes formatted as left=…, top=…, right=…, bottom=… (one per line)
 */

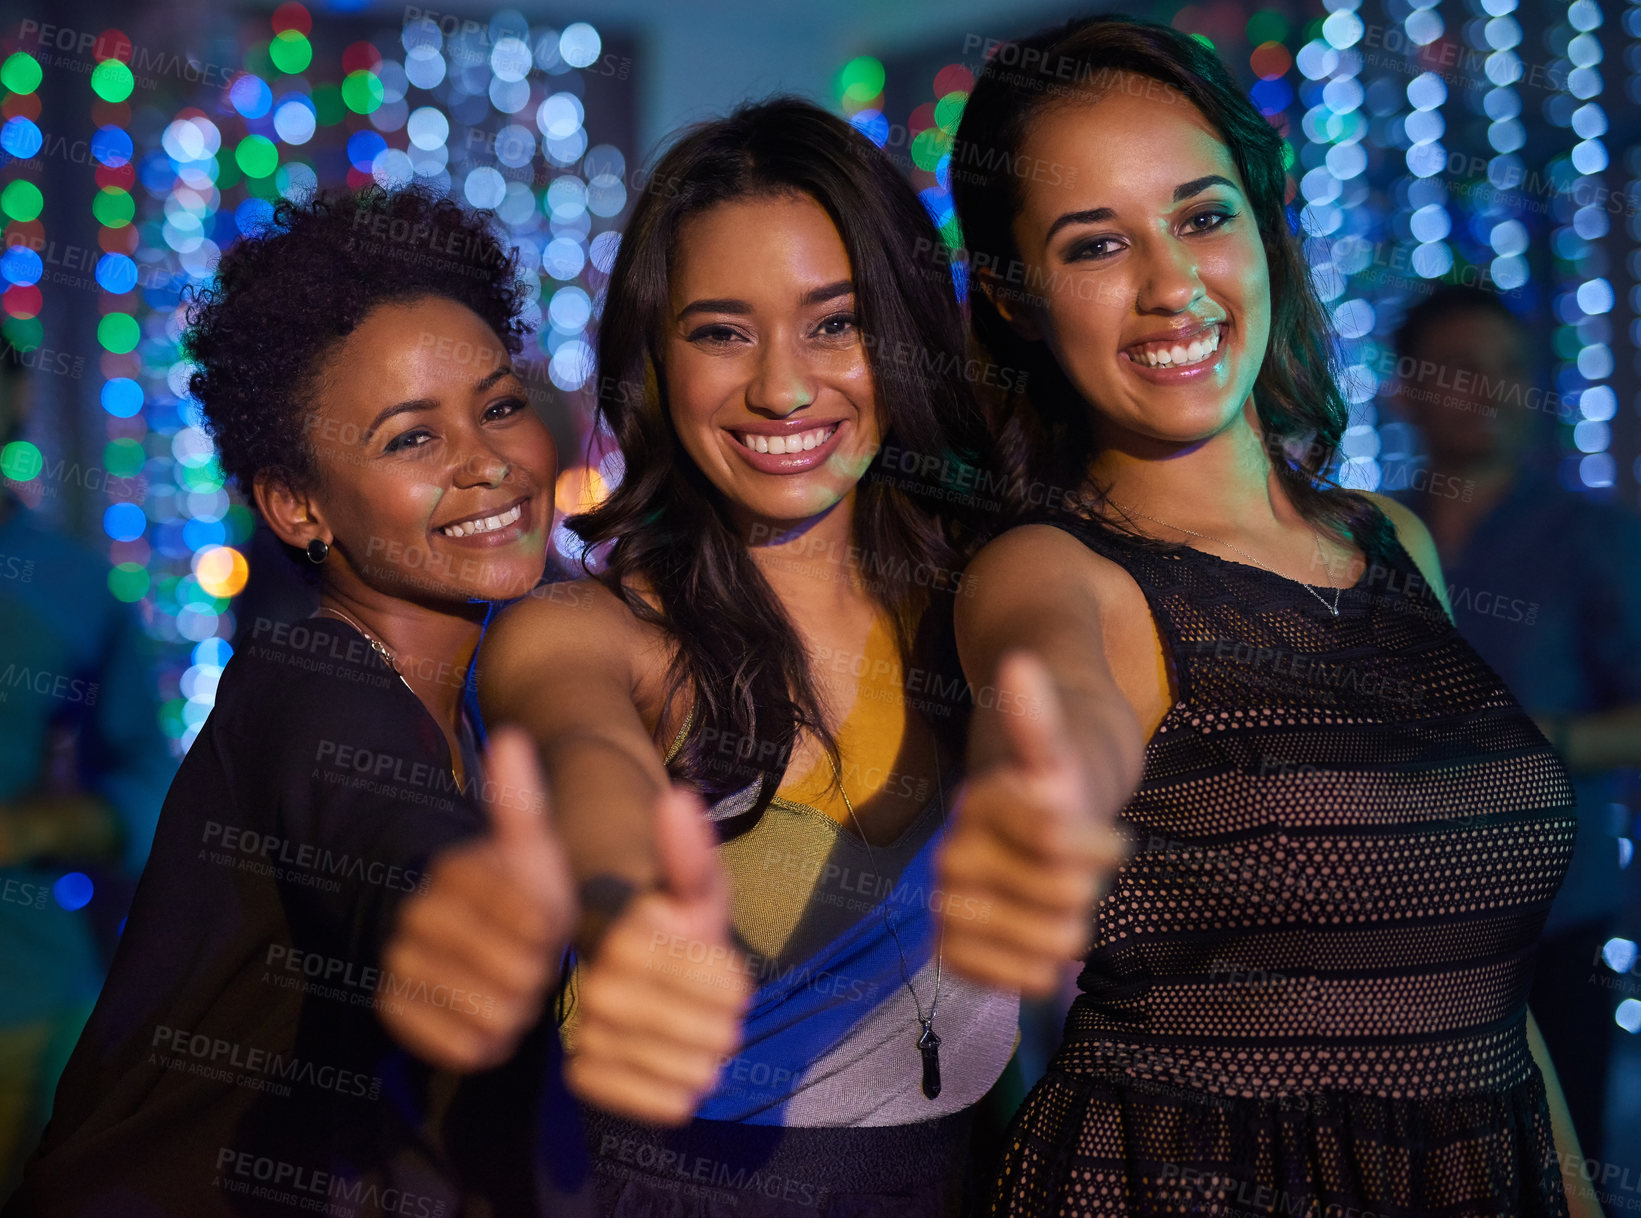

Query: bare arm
left=477, top=581, right=671, bottom=949
left=1527, top=1007, right=1604, bottom=1217
left=955, top=525, right=1145, bottom=807
left=936, top=526, right=1144, bottom=994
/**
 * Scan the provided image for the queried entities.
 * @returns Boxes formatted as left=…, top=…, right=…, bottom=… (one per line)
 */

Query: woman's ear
left=253, top=470, right=329, bottom=551
left=978, top=267, right=1043, bottom=343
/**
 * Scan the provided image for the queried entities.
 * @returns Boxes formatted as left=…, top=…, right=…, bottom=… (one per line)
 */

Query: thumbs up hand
left=935, top=651, right=1130, bottom=997
left=564, top=784, right=751, bottom=1127
left=378, top=726, right=576, bottom=1071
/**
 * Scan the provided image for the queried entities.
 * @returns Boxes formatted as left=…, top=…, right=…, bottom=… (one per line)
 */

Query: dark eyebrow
left=675, top=280, right=855, bottom=323
left=361, top=364, right=520, bottom=442
left=1044, top=175, right=1240, bottom=243
left=800, top=279, right=855, bottom=307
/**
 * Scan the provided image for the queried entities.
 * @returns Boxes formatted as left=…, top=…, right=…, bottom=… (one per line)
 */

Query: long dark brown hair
left=568, top=96, right=990, bottom=828
left=950, top=14, right=1390, bottom=552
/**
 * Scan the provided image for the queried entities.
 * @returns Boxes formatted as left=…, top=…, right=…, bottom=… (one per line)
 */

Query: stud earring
left=305, top=538, right=330, bottom=564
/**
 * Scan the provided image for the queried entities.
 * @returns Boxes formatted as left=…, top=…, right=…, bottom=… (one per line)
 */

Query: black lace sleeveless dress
left=993, top=507, right=1577, bottom=1218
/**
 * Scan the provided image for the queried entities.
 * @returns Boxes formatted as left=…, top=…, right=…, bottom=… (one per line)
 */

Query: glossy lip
left=430, top=494, right=535, bottom=548
left=1120, top=320, right=1230, bottom=384
left=726, top=419, right=846, bottom=475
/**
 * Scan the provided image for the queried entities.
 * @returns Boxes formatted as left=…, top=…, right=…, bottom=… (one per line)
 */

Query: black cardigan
left=3, top=615, right=589, bottom=1217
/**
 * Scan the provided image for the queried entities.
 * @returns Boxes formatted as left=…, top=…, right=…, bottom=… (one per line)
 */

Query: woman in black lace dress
left=932, top=15, right=1597, bottom=1217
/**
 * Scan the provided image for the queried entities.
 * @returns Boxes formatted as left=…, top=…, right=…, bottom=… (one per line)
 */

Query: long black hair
left=950, top=14, right=1389, bottom=552
left=569, top=96, right=990, bottom=825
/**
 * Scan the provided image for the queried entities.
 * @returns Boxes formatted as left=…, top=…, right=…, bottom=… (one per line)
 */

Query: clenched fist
left=936, top=651, right=1130, bottom=996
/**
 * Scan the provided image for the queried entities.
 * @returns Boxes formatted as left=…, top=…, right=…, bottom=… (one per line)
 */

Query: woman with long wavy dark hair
left=383, top=96, right=1021, bottom=1214
left=931, top=15, right=1594, bottom=1217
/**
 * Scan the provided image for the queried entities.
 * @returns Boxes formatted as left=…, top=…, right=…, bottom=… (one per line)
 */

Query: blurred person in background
left=1387, top=282, right=1641, bottom=1171
left=0, top=351, right=173, bottom=1203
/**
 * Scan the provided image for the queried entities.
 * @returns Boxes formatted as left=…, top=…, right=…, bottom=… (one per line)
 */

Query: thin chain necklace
left=825, top=736, right=947, bottom=1101
left=1117, top=504, right=1344, bottom=616
left=314, top=605, right=401, bottom=672
left=312, top=606, right=466, bottom=785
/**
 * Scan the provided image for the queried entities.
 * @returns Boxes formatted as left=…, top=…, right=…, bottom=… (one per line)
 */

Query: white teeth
left=439, top=502, right=522, bottom=537
left=736, top=424, right=837, bottom=455
left=1131, top=325, right=1222, bottom=368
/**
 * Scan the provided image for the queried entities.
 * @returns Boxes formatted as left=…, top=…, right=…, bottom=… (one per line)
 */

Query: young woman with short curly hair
left=1, top=185, right=590, bottom=1217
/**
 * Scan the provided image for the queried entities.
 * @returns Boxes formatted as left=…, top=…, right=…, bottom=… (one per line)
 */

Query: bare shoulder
left=1358, top=491, right=1451, bottom=616
left=479, top=578, right=670, bottom=721
left=484, top=578, right=646, bottom=663
left=957, top=521, right=1153, bottom=682
left=962, top=522, right=1132, bottom=612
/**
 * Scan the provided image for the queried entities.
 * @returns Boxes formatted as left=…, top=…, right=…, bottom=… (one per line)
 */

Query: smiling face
left=284, top=294, right=556, bottom=604
left=661, top=192, right=882, bottom=531
left=999, top=78, right=1271, bottom=457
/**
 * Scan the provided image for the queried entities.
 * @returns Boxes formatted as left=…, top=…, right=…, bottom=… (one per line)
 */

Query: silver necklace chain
left=1117, top=504, right=1343, bottom=616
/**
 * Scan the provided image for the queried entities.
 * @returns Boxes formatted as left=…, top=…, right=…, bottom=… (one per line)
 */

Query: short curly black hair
left=183, top=184, right=534, bottom=495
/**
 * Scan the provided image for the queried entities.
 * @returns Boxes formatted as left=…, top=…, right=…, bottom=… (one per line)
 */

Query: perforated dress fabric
left=992, top=508, right=1577, bottom=1218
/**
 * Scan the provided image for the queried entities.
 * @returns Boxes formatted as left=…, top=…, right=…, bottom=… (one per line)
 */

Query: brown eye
left=384, top=429, right=434, bottom=454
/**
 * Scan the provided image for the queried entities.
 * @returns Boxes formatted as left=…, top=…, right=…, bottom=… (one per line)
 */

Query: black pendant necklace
left=918, top=1019, right=942, bottom=1100
left=833, top=733, right=947, bottom=1101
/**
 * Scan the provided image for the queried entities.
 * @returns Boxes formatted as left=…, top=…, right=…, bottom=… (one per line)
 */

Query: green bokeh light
left=108, top=562, right=151, bottom=603
left=341, top=70, right=384, bottom=114
left=235, top=135, right=279, bottom=178
left=1, top=180, right=44, bottom=223
left=92, top=187, right=135, bottom=228
left=0, top=317, right=42, bottom=353
left=934, top=92, right=967, bottom=133
left=836, top=56, right=885, bottom=107
left=1, top=440, right=43, bottom=483
left=911, top=127, right=951, bottom=172
left=97, top=313, right=141, bottom=355
left=269, top=30, right=313, bottom=75
left=91, top=59, right=135, bottom=102
left=103, top=438, right=146, bottom=478
left=1246, top=10, right=1289, bottom=45
left=0, top=52, right=43, bottom=94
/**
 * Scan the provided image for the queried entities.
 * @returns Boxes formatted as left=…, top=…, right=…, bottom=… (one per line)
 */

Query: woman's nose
left=454, top=446, right=510, bottom=487
left=746, top=339, right=817, bottom=416
left=1135, top=236, right=1205, bottom=314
